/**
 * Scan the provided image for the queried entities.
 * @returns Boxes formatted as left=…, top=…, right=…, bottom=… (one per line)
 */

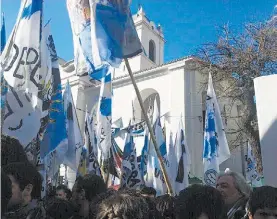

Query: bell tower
left=114, top=5, right=165, bottom=77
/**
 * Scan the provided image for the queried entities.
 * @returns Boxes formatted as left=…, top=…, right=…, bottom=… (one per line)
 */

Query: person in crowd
left=155, top=194, right=176, bottom=219
left=95, top=189, right=151, bottom=219
left=3, top=162, right=46, bottom=219
left=1, top=135, right=29, bottom=167
left=176, top=184, right=225, bottom=219
left=246, top=186, right=277, bottom=219
left=216, top=170, right=252, bottom=219
left=45, top=198, right=80, bottom=219
left=56, top=184, right=72, bottom=201
left=140, top=186, right=157, bottom=198
left=71, top=174, right=107, bottom=218
left=1, top=172, right=12, bottom=218
left=89, top=189, right=116, bottom=218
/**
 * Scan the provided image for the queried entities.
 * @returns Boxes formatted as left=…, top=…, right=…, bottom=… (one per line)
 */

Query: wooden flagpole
left=124, top=58, right=173, bottom=196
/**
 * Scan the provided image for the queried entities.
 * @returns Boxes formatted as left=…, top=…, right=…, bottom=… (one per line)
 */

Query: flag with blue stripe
left=66, top=0, right=142, bottom=78
left=1, top=13, right=7, bottom=116
left=1, top=13, right=6, bottom=52
left=120, top=125, right=142, bottom=189
left=96, top=66, right=112, bottom=159
left=146, top=99, right=168, bottom=196
left=40, top=25, right=68, bottom=178
left=203, top=73, right=230, bottom=187
left=63, top=82, right=83, bottom=171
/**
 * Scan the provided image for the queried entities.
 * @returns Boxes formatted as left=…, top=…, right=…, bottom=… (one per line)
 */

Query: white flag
left=120, top=126, right=142, bottom=189
left=146, top=99, right=168, bottom=196
left=203, top=73, right=230, bottom=187
left=174, top=118, right=190, bottom=194
left=96, top=66, right=112, bottom=159
left=2, top=0, right=44, bottom=147
left=63, top=82, right=83, bottom=171
left=85, top=111, right=101, bottom=176
left=246, top=141, right=263, bottom=187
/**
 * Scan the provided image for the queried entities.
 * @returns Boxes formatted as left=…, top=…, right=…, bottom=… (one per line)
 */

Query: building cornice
left=112, top=56, right=194, bottom=88
left=59, top=56, right=198, bottom=91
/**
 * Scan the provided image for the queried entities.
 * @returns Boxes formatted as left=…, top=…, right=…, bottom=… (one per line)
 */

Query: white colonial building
left=59, top=6, right=246, bottom=184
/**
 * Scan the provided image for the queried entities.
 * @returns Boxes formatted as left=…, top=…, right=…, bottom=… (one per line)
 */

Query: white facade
left=60, top=6, right=245, bottom=181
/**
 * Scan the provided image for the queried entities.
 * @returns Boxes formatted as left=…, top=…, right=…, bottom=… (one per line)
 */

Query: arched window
left=133, top=89, right=160, bottom=123
left=149, top=40, right=156, bottom=63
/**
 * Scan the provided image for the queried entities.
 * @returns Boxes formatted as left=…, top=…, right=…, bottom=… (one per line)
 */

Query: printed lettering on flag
left=121, top=129, right=142, bottom=189
left=85, top=111, right=101, bottom=176
left=2, top=0, right=44, bottom=147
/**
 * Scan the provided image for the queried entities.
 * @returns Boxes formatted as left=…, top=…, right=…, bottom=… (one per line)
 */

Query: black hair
left=96, top=189, right=150, bottom=219
left=176, top=184, right=225, bottom=219
left=155, top=194, right=176, bottom=219
left=3, top=162, right=43, bottom=199
left=75, top=174, right=106, bottom=201
left=56, top=184, right=72, bottom=200
left=140, top=186, right=157, bottom=197
left=46, top=198, right=79, bottom=219
left=89, top=189, right=116, bottom=218
left=248, top=186, right=277, bottom=215
left=1, top=135, right=29, bottom=166
left=1, top=172, right=12, bottom=215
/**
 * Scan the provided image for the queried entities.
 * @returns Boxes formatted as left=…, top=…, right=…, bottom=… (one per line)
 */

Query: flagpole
left=124, top=58, right=173, bottom=195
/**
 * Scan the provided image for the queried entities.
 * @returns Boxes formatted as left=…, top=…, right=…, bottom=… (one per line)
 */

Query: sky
left=1, top=0, right=276, bottom=62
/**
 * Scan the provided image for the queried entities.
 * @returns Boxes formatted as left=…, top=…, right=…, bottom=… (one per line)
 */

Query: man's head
left=176, top=184, right=225, bottom=219
left=1, top=172, right=12, bottom=216
left=56, top=185, right=72, bottom=201
left=72, top=174, right=106, bottom=205
left=3, top=162, right=42, bottom=209
left=46, top=198, right=79, bottom=219
left=1, top=135, right=29, bottom=167
left=155, top=194, right=176, bottom=219
left=96, top=190, right=150, bottom=219
left=216, top=171, right=251, bottom=206
left=247, top=186, right=277, bottom=219
left=140, top=186, right=157, bottom=198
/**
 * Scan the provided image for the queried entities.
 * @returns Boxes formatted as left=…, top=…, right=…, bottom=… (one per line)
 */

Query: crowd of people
left=1, top=135, right=277, bottom=219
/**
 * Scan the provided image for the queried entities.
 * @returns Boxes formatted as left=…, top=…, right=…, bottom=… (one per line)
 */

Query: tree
left=196, top=15, right=277, bottom=174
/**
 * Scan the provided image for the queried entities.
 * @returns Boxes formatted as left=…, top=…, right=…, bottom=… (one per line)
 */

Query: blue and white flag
left=121, top=125, right=142, bottom=189
left=85, top=111, right=101, bottom=176
left=246, top=141, right=263, bottom=187
left=2, top=0, right=43, bottom=95
left=140, top=127, right=149, bottom=182
left=77, top=146, right=88, bottom=177
left=146, top=99, right=168, bottom=196
left=174, top=118, right=190, bottom=194
left=66, top=0, right=142, bottom=77
left=203, top=73, right=230, bottom=187
left=63, top=82, right=83, bottom=171
left=1, top=12, right=7, bottom=119
left=2, top=0, right=44, bottom=147
left=96, top=66, right=112, bottom=159
left=1, top=13, right=6, bottom=53
left=40, top=25, right=68, bottom=178
left=167, top=131, right=176, bottom=189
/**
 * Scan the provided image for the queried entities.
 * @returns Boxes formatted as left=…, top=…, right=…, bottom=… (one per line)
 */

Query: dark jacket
left=227, top=197, right=248, bottom=219
left=5, top=200, right=46, bottom=219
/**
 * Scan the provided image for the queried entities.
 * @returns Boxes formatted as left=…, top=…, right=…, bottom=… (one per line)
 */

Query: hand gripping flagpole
left=124, top=58, right=173, bottom=196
